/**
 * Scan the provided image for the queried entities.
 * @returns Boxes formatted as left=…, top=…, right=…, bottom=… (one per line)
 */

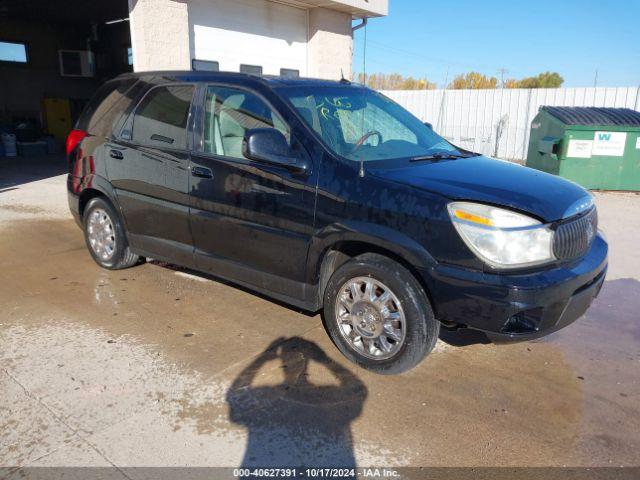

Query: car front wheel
left=323, top=253, right=440, bottom=375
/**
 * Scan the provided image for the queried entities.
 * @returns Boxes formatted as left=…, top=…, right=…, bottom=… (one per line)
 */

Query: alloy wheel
left=334, top=276, right=406, bottom=360
left=87, top=208, right=116, bottom=261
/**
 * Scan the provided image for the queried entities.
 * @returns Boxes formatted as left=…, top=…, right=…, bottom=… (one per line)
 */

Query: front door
left=107, top=84, right=195, bottom=264
left=189, top=84, right=316, bottom=301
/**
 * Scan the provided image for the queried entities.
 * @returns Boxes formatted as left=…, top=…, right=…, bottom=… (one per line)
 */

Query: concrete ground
left=1, top=155, right=639, bottom=472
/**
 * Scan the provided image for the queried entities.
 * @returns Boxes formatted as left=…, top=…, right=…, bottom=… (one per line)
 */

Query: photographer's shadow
left=227, top=337, right=367, bottom=468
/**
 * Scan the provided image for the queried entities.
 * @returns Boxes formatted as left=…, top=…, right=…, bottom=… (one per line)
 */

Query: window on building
left=240, top=64, right=263, bottom=76
left=127, top=47, right=133, bottom=66
left=280, top=68, right=299, bottom=79
left=132, top=85, right=194, bottom=149
left=203, top=86, right=289, bottom=158
left=192, top=59, right=219, bottom=72
left=0, top=41, right=28, bottom=63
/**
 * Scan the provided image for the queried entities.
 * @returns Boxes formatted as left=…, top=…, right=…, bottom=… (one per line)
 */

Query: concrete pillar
left=307, top=8, right=353, bottom=81
left=128, top=0, right=191, bottom=72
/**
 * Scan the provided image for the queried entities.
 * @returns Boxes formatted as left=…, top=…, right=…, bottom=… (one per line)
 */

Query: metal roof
left=542, top=106, right=640, bottom=126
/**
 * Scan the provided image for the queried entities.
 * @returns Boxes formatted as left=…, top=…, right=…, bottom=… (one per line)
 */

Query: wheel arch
left=77, top=176, right=123, bottom=220
left=310, top=223, right=437, bottom=310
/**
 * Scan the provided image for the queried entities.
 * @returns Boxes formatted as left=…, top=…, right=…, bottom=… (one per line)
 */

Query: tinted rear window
left=77, top=78, right=140, bottom=137
left=131, top=85, right=194, bottom=150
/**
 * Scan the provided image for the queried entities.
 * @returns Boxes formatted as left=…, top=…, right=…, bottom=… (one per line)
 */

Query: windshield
left=278, top=85, right=460, bottom=162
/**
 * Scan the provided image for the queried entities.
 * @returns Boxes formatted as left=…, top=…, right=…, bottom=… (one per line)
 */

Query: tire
left=82, top=197, right=141, bottom=270
left=323, top=253, right=439, bottom=375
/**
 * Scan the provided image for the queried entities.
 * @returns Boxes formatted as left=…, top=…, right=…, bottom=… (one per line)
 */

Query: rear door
left=107, top=84, right=195, bottom=264
left=189, top=83, right=317, bottom=302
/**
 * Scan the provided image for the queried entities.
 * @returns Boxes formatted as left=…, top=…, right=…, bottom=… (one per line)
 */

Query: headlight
left=447, top=202, right=555, bottom=269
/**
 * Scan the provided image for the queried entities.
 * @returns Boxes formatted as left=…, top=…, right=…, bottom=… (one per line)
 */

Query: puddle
left=1, top=218, right=640, bottom=466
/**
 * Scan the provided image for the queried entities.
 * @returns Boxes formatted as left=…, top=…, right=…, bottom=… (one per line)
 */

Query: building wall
left=307, top=8, right=353, bottom=80
left=383, top=87, right=640, bottom=161
left=129, top=0, right=354, bottom=80
left=128, top=0, right=191, bottom=71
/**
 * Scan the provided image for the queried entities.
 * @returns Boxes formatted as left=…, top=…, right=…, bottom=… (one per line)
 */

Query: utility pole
left=593, top=69, right=599, bottom=88
left=436, top=66, right=450, bottom=132
left=442, top=66, right=450, bottom=90
left=499, top=68, right=508, bottom=88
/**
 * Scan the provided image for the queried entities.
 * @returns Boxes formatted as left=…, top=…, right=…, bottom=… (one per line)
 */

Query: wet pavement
left=1, top=157, right=639, bottom=469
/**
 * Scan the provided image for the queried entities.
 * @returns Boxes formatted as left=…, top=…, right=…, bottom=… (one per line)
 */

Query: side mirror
left=242, top=128, right=308, bottom=173
left=424, top=122, right=433, bottom=130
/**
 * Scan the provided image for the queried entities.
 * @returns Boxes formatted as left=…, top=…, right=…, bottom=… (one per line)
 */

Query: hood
left=371, top=156, right=591, bottom=222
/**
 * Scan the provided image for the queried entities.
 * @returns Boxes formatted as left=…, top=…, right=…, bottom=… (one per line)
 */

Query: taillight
left=66, top=129, right=88, bottom=155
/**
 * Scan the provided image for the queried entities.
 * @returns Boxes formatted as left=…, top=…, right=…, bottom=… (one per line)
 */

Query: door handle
left=191, top=166, right=213, bottom=179
left=109, top=149, right=124, bottom=160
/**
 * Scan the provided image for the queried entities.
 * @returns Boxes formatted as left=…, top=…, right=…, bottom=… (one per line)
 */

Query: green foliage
left=356, top=72, right=437, bottom=90
left=355, top=71, right=564, bottom=91
left=505, top=72, right=564, bottom=89
left=449, top=72, right=499, bottom=89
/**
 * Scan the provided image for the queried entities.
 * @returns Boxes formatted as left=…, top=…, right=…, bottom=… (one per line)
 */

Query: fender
left=76, top=173, right=128, bottom=229
left=306, top=220, right=437, bottom=285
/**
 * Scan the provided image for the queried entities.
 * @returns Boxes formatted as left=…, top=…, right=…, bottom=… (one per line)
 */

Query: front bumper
left=421, top=233, right=608, bottom=340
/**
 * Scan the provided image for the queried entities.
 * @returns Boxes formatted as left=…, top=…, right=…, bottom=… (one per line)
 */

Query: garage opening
left=0, top=0, right=131, bottom=163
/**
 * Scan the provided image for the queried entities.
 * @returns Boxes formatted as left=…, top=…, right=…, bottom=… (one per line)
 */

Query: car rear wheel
left=83, top=197, right=141, bottom=270
left=323, top=253, right=440, bottom=375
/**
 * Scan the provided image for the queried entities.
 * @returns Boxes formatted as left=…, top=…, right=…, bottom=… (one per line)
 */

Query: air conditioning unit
left=58, top=50, right=95, bottom=77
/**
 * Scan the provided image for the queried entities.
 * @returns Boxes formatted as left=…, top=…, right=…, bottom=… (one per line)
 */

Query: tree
left=506, top=72, right=564, bottom=89
left=448, top=72, right=498, bottom=89
left=355, top=72, right=436, bottom=90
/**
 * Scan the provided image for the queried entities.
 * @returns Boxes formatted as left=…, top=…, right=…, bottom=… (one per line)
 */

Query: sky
left=353, top=0, right=640, bottom=88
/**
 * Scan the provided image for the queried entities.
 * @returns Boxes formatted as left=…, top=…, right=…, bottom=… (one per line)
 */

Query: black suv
left=67, top=72, right=607, bottom=374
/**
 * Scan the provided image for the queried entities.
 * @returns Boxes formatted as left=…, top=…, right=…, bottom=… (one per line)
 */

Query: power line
left=364, top=39, right=527, bottom=77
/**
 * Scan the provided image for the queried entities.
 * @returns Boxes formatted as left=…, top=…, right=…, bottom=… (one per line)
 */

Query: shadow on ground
left=439, top=327, right=491, bottom=346
left=227, top=337, right=367, bottom=468
left=0, top=154, right=67, bottom=189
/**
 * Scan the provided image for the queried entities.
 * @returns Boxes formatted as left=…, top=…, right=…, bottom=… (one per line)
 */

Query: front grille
left=553, top=207, right=598, bottom=260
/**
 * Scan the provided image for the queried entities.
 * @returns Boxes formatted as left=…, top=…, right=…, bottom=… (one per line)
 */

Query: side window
left=77, top=78, right=139, bottom=137
left=132, top=85, right=194, bottom=149
left=203, top=86, right=289, bottom=159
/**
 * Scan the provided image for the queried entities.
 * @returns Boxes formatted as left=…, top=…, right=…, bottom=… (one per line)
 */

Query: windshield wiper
left=411, top=152, right=464, bottom=162
left=411, top=151, right=481, bottom=162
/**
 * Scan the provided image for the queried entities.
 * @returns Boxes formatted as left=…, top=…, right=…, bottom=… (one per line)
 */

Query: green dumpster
left=526, top=106, right=640, bottom=191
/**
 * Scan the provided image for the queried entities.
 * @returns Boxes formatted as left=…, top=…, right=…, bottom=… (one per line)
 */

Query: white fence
left=381, top=87, right=640, bottom=161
